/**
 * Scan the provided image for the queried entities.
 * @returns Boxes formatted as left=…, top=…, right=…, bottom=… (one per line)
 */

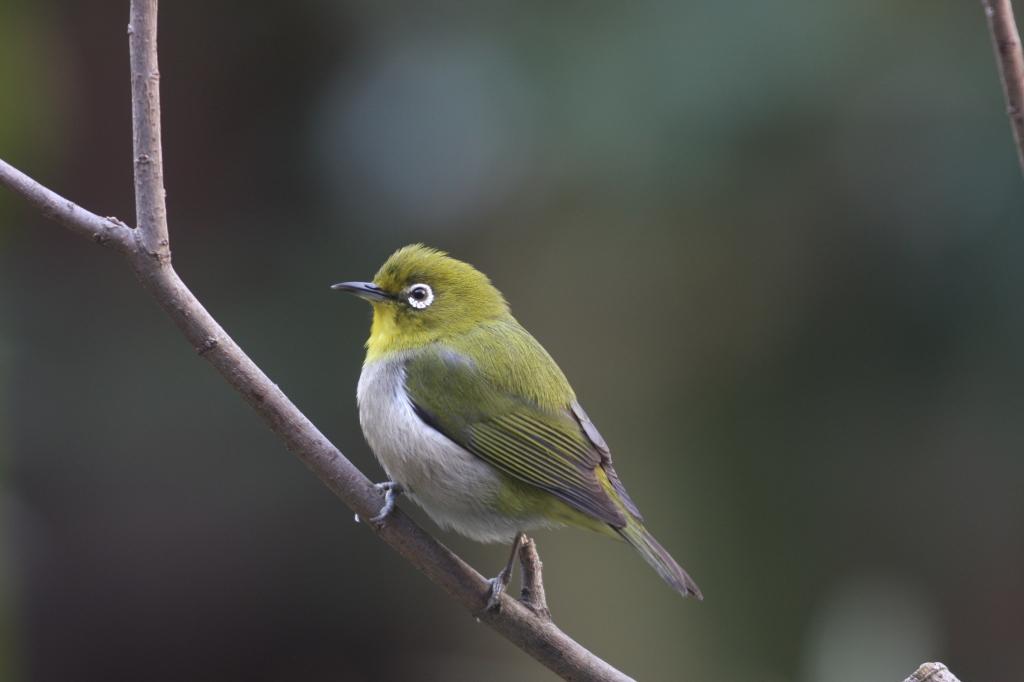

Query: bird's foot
left=485, top=532, right=526, bottom=611
left=354, top=481, right=403, bottom=526
left=369, top=481, right=403, bottom=524
left=485, top=574, right=509, bottom=611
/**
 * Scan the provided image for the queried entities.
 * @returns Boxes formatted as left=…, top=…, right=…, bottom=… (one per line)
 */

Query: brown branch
left=519, top=536, right=551, bottom=619
left=0, top=2, right=634, bottom=680
left=903, top=662, right=962, bottom=682
left=128, top=0, right=170, bottom=262
left=0, top=159, right=134, bottom=252
left=982, top=0, right=1024, bottom=176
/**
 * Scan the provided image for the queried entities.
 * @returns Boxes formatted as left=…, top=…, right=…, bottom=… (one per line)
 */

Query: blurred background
left=2, top=1, right=1023, bottom=680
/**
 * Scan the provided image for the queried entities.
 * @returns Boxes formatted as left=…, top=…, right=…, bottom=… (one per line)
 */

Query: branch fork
left=0, top=2, right=629, bottom=680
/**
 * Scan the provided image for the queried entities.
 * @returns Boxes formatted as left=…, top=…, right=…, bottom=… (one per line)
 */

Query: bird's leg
left=486, top=531, right=526, bottom=611
left=353, top=481, right=404, bottom=526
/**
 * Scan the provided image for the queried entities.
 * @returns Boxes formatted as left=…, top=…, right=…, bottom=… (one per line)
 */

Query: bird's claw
left=355, top=481, right=403, bottom=526
left=485, top=532, right=525, bottom=611
left=486, top=573, right=510, bottom=611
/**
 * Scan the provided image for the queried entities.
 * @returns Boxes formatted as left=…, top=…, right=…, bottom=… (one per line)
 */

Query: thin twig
left=0, top=159, right=134, bottom=252
left=981, top=0, right=1024, bottom=176
left=128, top=0, right=170, bottom=261
left=519, top=536, right=551, bottom=619
left=0, top=3, right=636, bottom=679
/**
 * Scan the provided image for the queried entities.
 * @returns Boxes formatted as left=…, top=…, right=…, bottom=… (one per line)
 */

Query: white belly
left=356, top=353, right=547, bottom=543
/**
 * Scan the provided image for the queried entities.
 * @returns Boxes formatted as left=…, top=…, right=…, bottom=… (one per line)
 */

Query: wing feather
left=404, top=340, right=631, bottom=528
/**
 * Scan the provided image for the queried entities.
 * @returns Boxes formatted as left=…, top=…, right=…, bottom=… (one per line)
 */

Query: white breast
left=356, top=353, right=548, bottom=543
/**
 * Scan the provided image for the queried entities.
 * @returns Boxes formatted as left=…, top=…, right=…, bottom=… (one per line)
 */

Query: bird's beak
left=330, top=281, right=394, bottom=302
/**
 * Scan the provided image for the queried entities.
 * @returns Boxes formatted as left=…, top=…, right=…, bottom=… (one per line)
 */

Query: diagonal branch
left=0, top=159, right=134, bottom=253
left=981, top=0, right=1024, bottom=176
left=0, top=2, right=635, bottom=680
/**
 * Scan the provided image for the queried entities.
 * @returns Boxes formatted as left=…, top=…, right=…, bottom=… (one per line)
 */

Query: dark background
left=2, top=2, right=1023, bottom=680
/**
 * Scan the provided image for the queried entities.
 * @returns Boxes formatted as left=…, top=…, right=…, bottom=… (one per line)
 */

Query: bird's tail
left=617, top=519, right=703, bottom=600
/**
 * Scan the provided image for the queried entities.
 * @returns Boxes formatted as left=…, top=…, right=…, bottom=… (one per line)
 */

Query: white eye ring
left=406, top=283, right=434, bottom=309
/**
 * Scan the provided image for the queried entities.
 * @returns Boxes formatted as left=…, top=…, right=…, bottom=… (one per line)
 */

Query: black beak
left=330, top=281, right=394, bottom=302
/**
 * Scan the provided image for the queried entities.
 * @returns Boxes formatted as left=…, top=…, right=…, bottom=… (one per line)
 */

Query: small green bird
left=333, top=245, right=702, bottom=605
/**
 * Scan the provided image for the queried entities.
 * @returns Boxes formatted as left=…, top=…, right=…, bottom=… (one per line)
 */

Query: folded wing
left=404, top=337, right=636, bottom=529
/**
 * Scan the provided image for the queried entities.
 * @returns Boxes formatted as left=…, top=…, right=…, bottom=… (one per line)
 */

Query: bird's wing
left=569, top=401, right=643, bottom=520
left=403, top=342, right=632, bottom=528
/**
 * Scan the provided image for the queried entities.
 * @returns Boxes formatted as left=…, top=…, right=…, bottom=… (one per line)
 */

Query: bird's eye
left=406, top=283, right=434, bottom=309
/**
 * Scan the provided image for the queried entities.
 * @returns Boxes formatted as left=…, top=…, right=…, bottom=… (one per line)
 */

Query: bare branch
left=0, top=4, right=638, bottom=678
left=981, top=0, right=1024, bottom=176
left=0, top=159, right=134, bottom=252
left=128, top=0, right=171, bottom=261
left=903, top=662, right=962, bottom=682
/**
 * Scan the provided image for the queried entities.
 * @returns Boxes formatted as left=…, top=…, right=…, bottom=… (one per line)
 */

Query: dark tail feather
left=618, top=521, right=703, bottom=600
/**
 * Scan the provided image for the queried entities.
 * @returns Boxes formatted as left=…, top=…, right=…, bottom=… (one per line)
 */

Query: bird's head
left=333, top=244, right=508, bottom=358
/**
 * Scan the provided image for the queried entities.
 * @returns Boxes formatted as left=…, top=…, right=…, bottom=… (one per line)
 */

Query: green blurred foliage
left=0, top=0, right=60, bottom=197
left=1, top=3, right=56, bottom=679
left=0, top=305, right=17, bottom=682
left=2, top=2, right=1023, bottom=681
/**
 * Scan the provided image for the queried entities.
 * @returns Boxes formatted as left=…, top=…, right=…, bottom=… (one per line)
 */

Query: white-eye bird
left=333, top=245, right=702, bottom=606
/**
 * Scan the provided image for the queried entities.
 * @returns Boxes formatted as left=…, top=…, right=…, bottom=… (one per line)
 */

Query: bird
left=332, top=244, right=702, bottom=607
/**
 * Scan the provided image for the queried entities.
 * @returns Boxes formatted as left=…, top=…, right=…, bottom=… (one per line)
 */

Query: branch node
left=197, top=336, right=219, bottom=356
left=132, top=229, right=172, bottom=264
left=104, top=216, right=131, bottom=229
